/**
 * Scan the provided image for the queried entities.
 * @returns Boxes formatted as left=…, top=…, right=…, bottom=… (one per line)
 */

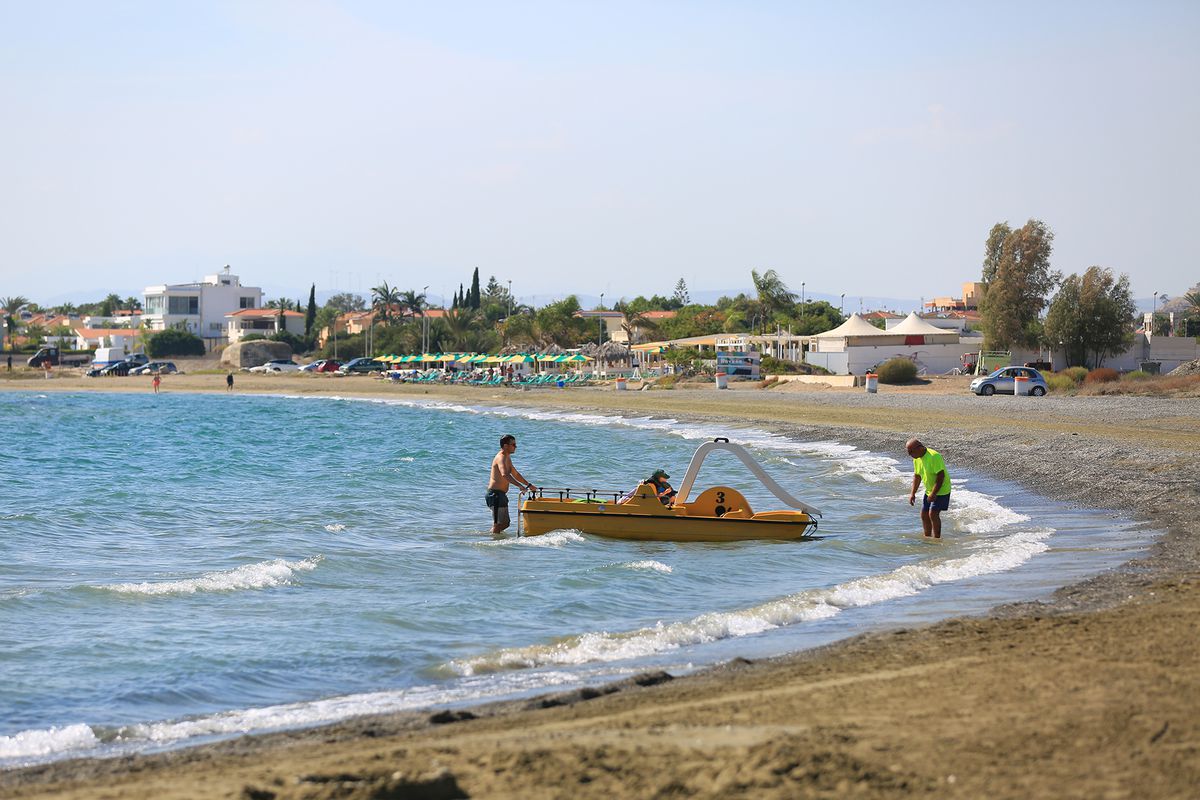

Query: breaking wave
left=97, top=557, right=322, bottom=596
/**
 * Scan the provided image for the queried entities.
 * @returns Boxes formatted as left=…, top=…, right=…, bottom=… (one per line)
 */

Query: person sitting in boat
left=648, top=469, right=677, bottom=506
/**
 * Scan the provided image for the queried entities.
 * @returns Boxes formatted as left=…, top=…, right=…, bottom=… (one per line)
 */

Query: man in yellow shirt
left=906, top=438, right=952, bottom=539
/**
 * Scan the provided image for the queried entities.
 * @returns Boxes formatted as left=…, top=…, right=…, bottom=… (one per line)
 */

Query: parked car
left=300, top=359, right=343, bottom=373
left=249, top=359, right=301, bottom=374
left=92, top=360, right=134, bottom=377
left=970, top=366, right=1047, bottom=396
left=339, top=357, right=387, bottom=374
left=130, top=361, right=178, bottom=375
left=126, top=353, right=150, bottom=367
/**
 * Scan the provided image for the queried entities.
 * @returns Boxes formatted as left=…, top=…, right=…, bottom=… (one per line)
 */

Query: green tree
left=1044, top=266, right=1136, bottom=368
left=792, top=300, right=844, bottom=336
left=534, top=296, right=590, bottom=347
left=265, top=297, right=297, bottom=311
left=469, top=268, right=481, bottom=309
left=750, top=269, right=796, bottom=332
left=123, top=296, right=142, bottom=312
left=1, top=296, right=29, bottom=351
left=99, top=293, right=122, bottom=316
left=370, top=282, right=401, bottom=325
left=1182, top=290, right=1200, bottom=317
left=659, top=305, right=726, bottom=339
left=326, top=292, right=366, bottom=313
left=673, top=278, right=690, bottom=307
left=981, top=223, right=1011, bottom=284
left=614, top=301, right=659, bottom=345
left=399, top=289, right=426, bottom=318
left=979, top=219, right=1061, bottom=350
left=305, top=285, right=317, bottom=335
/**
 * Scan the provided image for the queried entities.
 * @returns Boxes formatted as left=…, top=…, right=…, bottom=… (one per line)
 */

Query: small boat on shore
left=518, top=438, right=823, bottom=542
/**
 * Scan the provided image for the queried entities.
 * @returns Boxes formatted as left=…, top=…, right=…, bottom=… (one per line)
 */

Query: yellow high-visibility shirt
left=914, top=448, right=952, bottom=496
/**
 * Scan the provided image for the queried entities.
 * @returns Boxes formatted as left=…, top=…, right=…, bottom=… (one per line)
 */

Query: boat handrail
left=522, top=486, right=633, bottom=504
left=675, top=439, right=823, bottom=517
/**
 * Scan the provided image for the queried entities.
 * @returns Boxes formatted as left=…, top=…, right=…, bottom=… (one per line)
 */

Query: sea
left=0, top=390, right=1155, bottom=768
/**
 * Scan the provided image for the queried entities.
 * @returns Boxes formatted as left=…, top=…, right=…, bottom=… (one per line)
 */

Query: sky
left=1, top=0, right=1197, bottom=308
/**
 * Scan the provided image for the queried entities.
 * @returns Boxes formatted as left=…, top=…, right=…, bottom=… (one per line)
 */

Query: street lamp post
left=840, top=293, right=845, bottom=315
left=598, top=293, right=605, bottom=347
left=507, top=280, right=513, bottom=318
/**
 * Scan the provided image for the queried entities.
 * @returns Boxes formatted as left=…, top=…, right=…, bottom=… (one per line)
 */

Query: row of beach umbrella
left=372, top=352, right=594, bottom=365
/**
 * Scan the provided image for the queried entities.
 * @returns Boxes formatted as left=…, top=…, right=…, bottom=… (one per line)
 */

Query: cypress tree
left=470, top=268, right=481, bottom=309
left=305, top=284, right=317, bottom=334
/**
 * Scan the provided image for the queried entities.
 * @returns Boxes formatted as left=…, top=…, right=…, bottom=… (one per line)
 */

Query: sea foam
left=98, top=557, right=322, bottom=596
left=448, top=525, right=1052, bottom=675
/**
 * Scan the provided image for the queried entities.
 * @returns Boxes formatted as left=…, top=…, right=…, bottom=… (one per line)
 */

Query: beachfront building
left=575, top=309, right=677, bottom=344
left=72, top=327, right=144, bottom=351
left=224, top=310, right=306, bottom=343
left=924, top=282, right=985, bottom=313
left=804, top=312, right=966, bottom=375
left=142, top=266, right=263, bottom=349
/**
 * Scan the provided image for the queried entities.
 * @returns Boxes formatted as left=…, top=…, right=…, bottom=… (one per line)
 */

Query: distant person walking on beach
left=152, top=374, right=161, bottom=394
left=226, top=372, right=234, bottom=391
left=487, top=434, right=535, bottom=534
left=906, top=438, right=952, bottom=539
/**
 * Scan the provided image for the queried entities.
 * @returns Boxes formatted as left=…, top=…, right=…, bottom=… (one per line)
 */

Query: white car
left=249, top=359, right=301, bottom=374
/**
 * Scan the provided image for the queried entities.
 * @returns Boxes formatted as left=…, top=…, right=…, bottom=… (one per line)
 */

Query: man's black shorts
left=922, top=493, right=951, bottom=512
left=486, top=489, right=510, bottom=528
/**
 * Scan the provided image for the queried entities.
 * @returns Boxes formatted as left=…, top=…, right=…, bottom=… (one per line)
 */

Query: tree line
left=977, top=219, right=1199, bottom=368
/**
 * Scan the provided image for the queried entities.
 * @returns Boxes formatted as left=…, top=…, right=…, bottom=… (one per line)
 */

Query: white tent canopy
left=811, top=313, right=895, bottom=339
left=890, top=312, right=960, bottom=343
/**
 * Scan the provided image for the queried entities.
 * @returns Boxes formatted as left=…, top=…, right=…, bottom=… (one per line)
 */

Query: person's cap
left=652, top=469, right=670, bottom=479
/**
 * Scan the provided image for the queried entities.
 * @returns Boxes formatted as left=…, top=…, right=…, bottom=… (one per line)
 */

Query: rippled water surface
left=0, top=390, right=1153, bottom=766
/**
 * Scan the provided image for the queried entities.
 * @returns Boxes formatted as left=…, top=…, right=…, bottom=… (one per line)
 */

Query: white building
left=142, top=267, right=263, bottom=348
left=225, top=309, right=306, bottom=343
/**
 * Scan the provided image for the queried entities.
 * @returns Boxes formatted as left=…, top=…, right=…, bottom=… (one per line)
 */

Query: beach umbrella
left=537, top=353, right=560, bottom=362
left=579, top=342, right=600, bottom=357
left=561, top=353, right=591, bottom=362
left=541, top=343, right=565, bottom=355
left=507, top=354, right=535, bottom=363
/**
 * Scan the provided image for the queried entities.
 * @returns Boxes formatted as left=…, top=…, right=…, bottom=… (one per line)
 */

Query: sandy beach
left=3, top=371, right=1198, bottom=799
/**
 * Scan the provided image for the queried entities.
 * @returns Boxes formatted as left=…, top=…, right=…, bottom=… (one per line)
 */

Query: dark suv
left=339, top=358, right=387, bottom=374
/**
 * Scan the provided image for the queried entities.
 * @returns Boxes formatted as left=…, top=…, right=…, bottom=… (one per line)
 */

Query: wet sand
left=3, top=372, right=1198, bottom=798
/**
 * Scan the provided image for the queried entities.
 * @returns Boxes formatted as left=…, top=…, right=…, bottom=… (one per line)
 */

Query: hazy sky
left=1, top=0, right=1197, bottom=306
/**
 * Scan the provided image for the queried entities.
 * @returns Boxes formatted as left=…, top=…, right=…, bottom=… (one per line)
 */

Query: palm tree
left=123, top=296, right=142, bottom=312
left=1, top=296, right=30, bottom=352
left=398, top=289, right=427, bottom=319
left=750, top=269, right=796, bottom=332
left=614, top=301, right=659, bottom=346
left=1183, top=290, right=1200, bottom=316
left=439, top=307, right=475, bottom=351
left=265, top=298, right=296, bottom=310
left=371, top=282, right=402, bottom=325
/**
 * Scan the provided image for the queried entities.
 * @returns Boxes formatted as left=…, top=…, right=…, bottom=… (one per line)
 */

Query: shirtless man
left=487, top=434, right=535, bottom=534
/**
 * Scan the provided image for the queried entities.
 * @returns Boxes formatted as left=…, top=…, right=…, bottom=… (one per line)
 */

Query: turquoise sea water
left=0, top=390, right=1153, bottom=767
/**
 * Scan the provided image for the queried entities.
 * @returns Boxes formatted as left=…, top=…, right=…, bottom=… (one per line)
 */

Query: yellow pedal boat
left=518, top=438, right=822, bottom=542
